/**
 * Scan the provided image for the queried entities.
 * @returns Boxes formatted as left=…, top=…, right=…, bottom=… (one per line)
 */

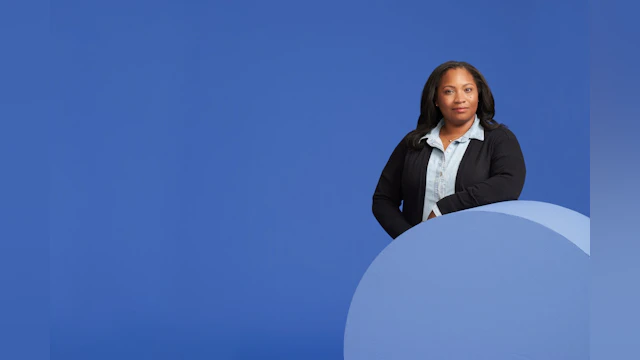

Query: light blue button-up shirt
left=420, top=115, right=485, bottom=221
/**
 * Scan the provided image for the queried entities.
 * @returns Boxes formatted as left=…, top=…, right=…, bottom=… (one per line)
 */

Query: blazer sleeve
left=372, top=136, right=414, bottom=239
left=436, top=127, right=526, bottom=214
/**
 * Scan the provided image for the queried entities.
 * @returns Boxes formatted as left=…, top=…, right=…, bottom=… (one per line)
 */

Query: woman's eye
left=465, top=88, right=473, bottom=92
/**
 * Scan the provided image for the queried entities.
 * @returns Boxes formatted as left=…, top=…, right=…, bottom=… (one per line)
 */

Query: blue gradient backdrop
left=0, top=1, right=49, bottom=360
left=1, top=0, right=601, bottom=358
left=590, top=0, right=640, bottom=359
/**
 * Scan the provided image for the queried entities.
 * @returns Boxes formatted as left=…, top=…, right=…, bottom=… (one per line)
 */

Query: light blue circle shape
left=462, top=200, right=590, bottom=255
left=345, top=201, right=589, bottom=360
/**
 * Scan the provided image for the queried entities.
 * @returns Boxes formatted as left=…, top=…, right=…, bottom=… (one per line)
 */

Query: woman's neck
left=441, top=118, right=475, bottom=138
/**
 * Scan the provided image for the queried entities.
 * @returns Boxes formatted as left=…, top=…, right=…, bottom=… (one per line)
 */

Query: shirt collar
left=419, top=114, right=485, bottom=144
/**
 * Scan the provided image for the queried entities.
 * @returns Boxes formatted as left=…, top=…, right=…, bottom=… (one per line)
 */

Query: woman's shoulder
left=484, top=124, right=519, bottom=142
left=387, top=129, right=420, bottom=151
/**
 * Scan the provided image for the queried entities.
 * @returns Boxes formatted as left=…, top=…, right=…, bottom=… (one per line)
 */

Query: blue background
left=590, top=0, right=640, bottom=359
left=12, top=0, right=637, bottom=359
left=48, top=0, right=588, bottom=359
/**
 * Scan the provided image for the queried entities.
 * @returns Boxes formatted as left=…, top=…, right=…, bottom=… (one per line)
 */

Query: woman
left=372, top=61, right=526, bottom=239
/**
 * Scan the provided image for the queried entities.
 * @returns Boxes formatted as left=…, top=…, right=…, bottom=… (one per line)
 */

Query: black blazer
left=372, top=125, right=526, bottom=239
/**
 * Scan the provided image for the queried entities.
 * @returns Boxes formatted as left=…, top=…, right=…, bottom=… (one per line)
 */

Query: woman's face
left=435, top=68, right=479, bottom=125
